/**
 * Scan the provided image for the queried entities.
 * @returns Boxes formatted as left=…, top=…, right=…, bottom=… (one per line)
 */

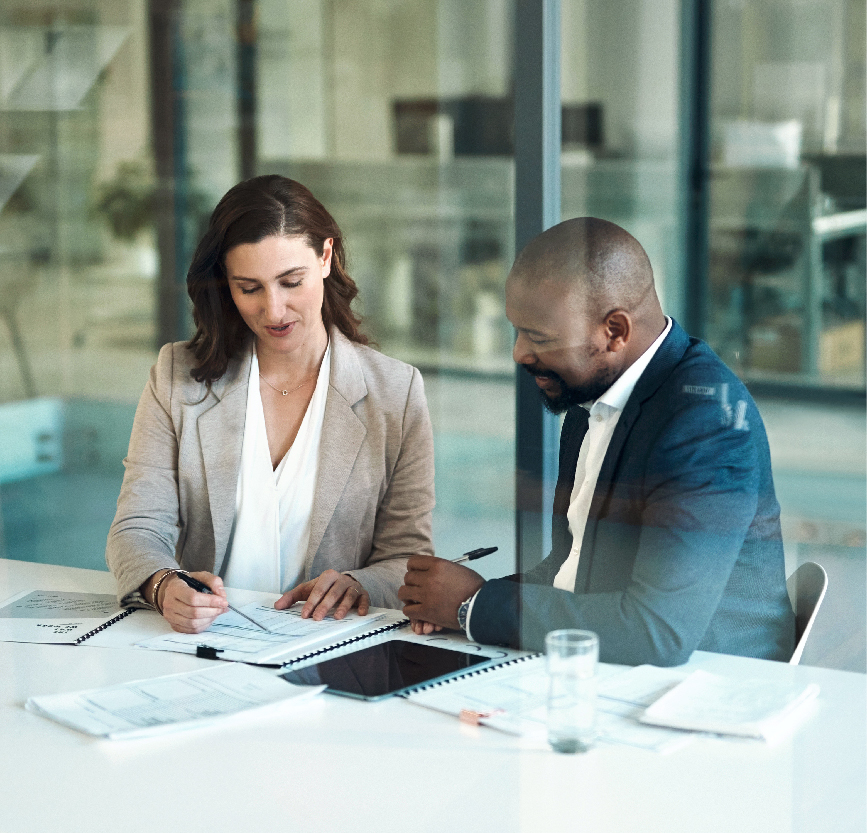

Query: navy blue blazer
left=471, top=321, right=795, bottom=666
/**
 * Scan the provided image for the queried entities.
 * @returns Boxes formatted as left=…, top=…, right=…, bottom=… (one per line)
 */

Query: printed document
left=26, top=662, right=323, bottom=739
left=0, top=590, right=125, bottom=644
left=639, top=669, right=820, bottom=741
left=137, top=603, right=402, bottom=664
left=407, top=658, right=695, bottom=753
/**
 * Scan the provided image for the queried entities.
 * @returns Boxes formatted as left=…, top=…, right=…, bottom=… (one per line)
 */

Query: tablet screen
left=280, top=639, right=491, bottom=699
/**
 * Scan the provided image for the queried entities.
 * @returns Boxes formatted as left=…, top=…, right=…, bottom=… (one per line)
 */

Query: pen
left=173, top=572, right=273, bottom=633
left=451, top=546, right=498, bottom=564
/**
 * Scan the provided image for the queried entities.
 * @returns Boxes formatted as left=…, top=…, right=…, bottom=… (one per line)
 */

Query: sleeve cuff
left=464, top=589, right=482, bottom=642
left=120, top=589, right=154, bottom=610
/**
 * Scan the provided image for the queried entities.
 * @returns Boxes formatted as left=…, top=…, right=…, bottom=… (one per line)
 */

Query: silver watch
left=457, top=594, right=474, bottom=632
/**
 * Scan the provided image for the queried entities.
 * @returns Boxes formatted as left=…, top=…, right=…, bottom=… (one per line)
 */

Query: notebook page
left=0, top=590, right=126, bottom=644
left=137, top=603, right=404, bottom=664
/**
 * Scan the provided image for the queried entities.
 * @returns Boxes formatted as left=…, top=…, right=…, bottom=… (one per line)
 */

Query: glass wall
left=707, top=0, right=866, bottom=671
left=707, top=0, right=866, bottom=390
left=557, top=0, right=865, bottom=671
left=0, top=1, right=156, bottom=566
left=560, top=0, right=685, bottom=319
left=1, top=0, right=864, bottom=671
left=0, top=0, right=517, bottom=579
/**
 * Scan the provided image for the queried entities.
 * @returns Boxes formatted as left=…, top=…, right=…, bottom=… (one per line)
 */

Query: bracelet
left=151, top=569, right=187, bottom=615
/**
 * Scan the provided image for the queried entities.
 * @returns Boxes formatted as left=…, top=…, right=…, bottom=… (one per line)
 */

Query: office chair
left=786, top=561, right=828, bottom=665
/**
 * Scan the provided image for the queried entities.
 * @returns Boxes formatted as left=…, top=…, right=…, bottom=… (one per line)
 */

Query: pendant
left=282, top=390, right=288, bottom=396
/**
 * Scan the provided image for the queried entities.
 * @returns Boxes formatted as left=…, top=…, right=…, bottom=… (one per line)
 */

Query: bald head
left=509, top=217, right=659, bottom=322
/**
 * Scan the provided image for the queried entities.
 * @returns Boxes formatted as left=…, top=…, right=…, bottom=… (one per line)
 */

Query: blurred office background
left=0, top=0, right=864, bottom=671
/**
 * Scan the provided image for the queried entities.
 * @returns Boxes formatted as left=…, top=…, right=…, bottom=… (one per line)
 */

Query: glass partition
left=560, top=0, right=685, bottom=320
left=707, top=0, right=866, bottom=390
left=707, top=0, right=865, bottom=671
left=1, top=0, right=863, bottom=674
left=557, top=0, right=865, bottom=672
left=0, top=2, right=155, bottom=568
left=0, top=0, right=517, bottom=580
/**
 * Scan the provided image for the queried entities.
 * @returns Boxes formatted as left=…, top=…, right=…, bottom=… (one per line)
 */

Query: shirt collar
left=583, top=317, right=672, bottom=415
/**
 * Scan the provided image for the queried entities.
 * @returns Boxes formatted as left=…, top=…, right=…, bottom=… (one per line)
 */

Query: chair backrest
left=786, top=561, right=829, bottom=665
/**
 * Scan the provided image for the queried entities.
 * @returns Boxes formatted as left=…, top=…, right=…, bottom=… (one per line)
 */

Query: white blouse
left=221, top=343, right=331, bottom=593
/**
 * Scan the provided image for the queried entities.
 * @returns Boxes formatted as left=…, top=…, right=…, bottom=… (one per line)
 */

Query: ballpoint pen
left=451, top=546, right=498, bottom=564
left=173, top=572, right=274, bottom=633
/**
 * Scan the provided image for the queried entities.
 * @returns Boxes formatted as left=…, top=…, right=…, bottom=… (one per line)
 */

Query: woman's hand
left=275, top=569, right=370, bottom=621
left=149, top=570, right=229, bottom=634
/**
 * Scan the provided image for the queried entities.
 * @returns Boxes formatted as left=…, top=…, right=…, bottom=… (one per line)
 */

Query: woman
left=106, top=175, right=434, bottom=633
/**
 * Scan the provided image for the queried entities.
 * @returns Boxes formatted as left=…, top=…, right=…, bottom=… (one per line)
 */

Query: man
left=399, top=218, right=795, bottom=666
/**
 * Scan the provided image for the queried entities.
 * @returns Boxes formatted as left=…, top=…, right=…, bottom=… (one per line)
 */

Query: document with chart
left=136, top=603, right=407, bottom=665
left=26, top=662, right=324, bottom=739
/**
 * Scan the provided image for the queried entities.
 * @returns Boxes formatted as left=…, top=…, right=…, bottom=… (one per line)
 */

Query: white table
left=1, top=559, right=864, bottom=833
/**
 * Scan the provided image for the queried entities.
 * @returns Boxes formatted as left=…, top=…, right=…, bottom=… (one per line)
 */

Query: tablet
left=279, top=638, right=501, bottom=701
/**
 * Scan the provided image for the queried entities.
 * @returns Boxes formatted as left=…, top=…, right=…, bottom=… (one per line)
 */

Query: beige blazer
left=106, top=329, right=435, bottom=609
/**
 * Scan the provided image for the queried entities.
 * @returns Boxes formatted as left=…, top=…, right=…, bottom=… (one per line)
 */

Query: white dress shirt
left=552, top=318, right=672, bottom=591
left=222, top=343, right=331, bottom=593
left=465, top=318, right=671, bottom=638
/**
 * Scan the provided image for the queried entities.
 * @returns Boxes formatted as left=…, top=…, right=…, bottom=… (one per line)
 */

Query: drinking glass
left=545, top=629, right=598, bottom=753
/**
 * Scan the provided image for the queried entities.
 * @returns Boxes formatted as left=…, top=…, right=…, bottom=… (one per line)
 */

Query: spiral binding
left=73, top=607, right=137, bottom=645
left=403, top=652, right=541, bottom=695
left=279, top=619, right=409, bottom=667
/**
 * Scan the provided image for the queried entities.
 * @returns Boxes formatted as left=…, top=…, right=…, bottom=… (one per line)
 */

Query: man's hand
left=398, top=555, right=485, bottom=630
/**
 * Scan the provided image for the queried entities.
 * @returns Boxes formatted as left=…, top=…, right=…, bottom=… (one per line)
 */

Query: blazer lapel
left=304, top=331, right=367, bottom=571
left=198, top=344, right=252, bottom=573
left=592, top=319, right=690, bottom=507
left=576, top=320, right=690, bottom=591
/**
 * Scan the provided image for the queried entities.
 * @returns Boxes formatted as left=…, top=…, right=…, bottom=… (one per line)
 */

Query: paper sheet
left=0, top=590, right=126, bottom=644
left=639, top=669, right=821, bottom=741
left=136, top=603, right=398, bottom=664
left=408, top=658, right=695, bottom=753
left=25, top=663, right=324, bottom=739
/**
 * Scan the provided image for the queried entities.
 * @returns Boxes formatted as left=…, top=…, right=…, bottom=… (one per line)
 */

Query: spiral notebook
left=0, top=590, right=137, bottom=645
left=406, top=656, right=697, bottom=753
left=136, top=604, right=410, bottom=665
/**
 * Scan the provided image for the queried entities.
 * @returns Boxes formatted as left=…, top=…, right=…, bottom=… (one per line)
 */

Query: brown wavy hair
left=186, top=175, right=367, bottom=384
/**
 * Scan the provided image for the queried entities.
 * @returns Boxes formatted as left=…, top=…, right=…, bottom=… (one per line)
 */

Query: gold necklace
left=259, top=374, right=313, bottom=396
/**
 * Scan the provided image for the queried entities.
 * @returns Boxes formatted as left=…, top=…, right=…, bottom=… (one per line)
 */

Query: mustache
left=522, top=364, right=564, bottom=383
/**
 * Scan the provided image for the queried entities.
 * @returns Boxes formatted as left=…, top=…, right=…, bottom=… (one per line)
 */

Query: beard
left=523, top=364, right=616, bottom=414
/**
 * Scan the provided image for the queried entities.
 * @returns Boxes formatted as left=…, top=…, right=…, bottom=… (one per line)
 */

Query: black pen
left=451, top=546, right=498, bottom=564
left=174, top=572, right=273, bottom=633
